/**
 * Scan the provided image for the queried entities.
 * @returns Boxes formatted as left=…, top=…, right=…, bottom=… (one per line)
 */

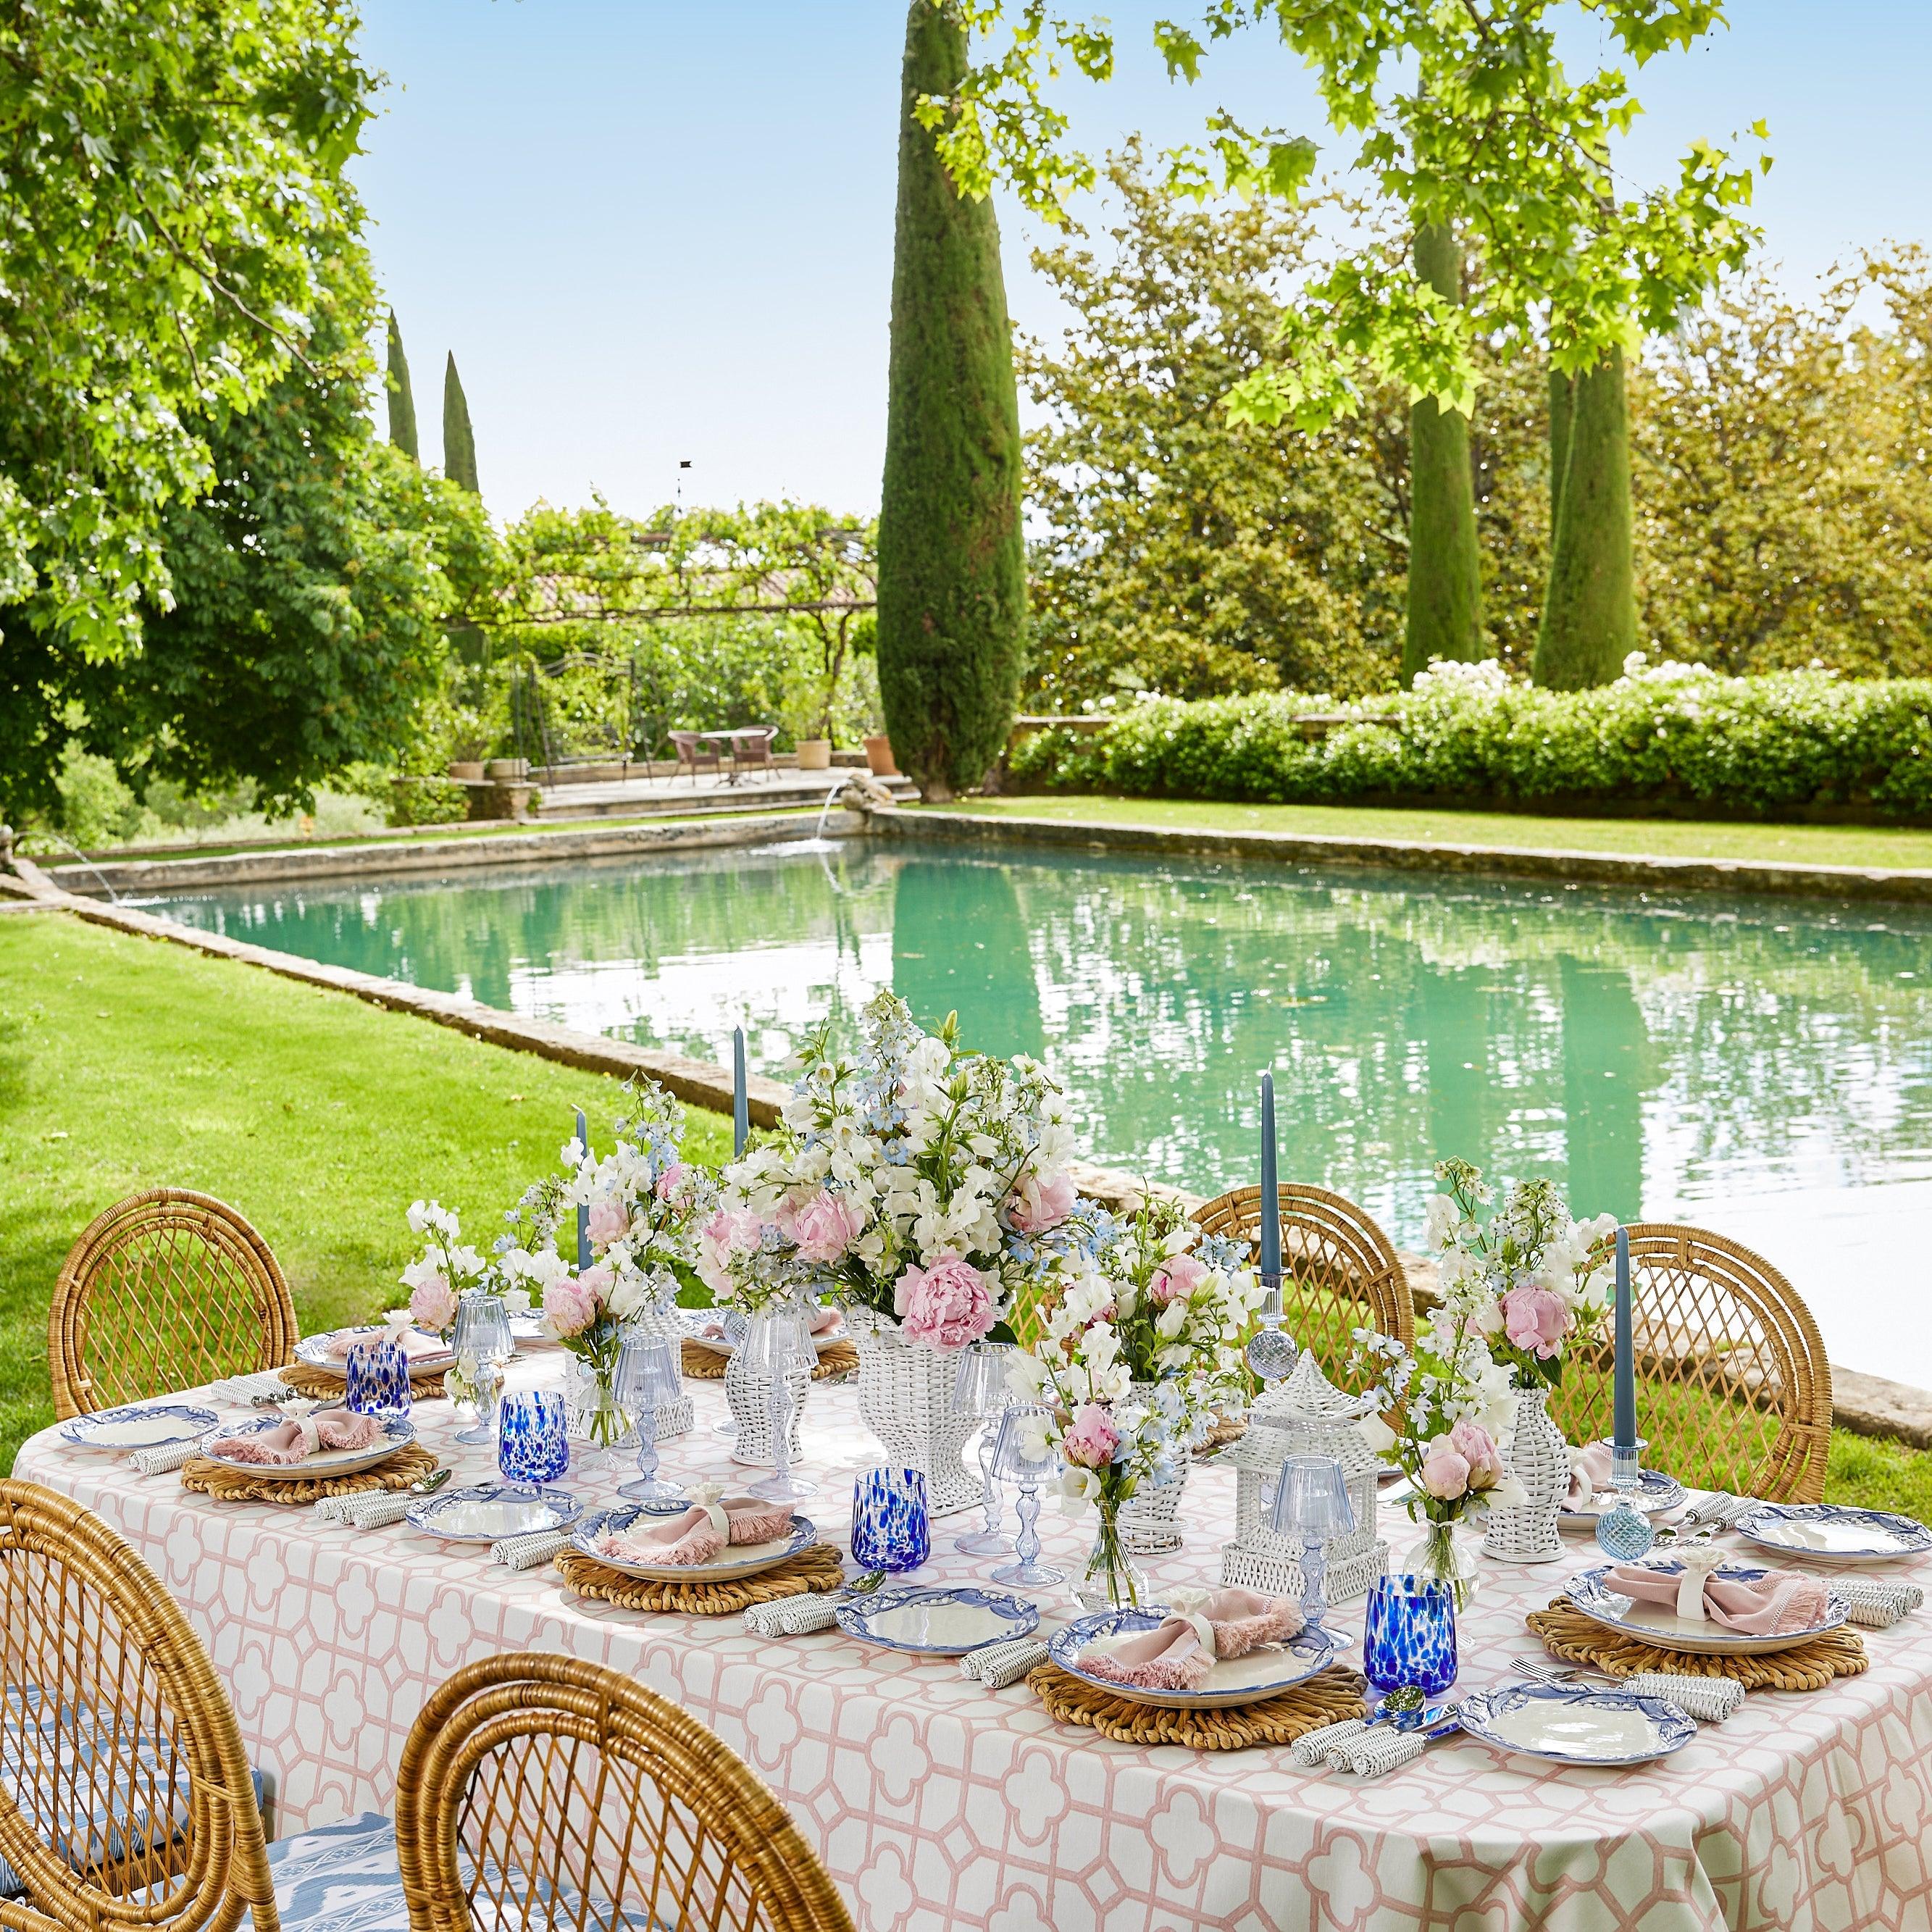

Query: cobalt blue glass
left=498, top=1389, right=570, bottom=1494
left=1363, top=1574, right=1458, bottom=1697
left=850, top=1468, right=930, bottom=1574
left=344, top=1337, right=411, bottom=1418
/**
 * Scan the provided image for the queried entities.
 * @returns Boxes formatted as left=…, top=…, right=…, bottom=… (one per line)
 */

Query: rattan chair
left=393, top=1652, right=854, bottom=1932
left=1547, top=1223, right=1833, bottom=1503
left=1191, top=1183, right=1416, bottom=1393
left=0, top=1479, right=279, bottom=1932
left=49, top=1189, right=298, bottom=1418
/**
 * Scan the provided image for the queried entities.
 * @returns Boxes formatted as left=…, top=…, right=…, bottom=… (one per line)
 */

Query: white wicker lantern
left=1219, top=1350, right=1388, bottom=1603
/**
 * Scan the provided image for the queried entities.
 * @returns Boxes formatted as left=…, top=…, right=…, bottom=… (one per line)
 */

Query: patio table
left=695, top=727, right=776, bottom=785
left=16, top=1361, right=1932, bottom=1932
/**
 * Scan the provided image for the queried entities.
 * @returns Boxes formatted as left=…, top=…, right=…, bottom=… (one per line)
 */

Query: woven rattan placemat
left=181, top=1442, right=438, bottom=1506
left=679, top=1339, right=858, bottom=1383
left=1526, top=1599, right=1868, bottom=1691
left=280, top=1363, right=450, bottom=1402
left=556, top=1541, right=845, bottom=1615
left=1028, top=1662, right=1370, bottom=1750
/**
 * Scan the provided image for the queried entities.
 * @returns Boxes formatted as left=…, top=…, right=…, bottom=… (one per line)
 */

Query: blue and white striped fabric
left=265, top=1812, right=409, bottom=1931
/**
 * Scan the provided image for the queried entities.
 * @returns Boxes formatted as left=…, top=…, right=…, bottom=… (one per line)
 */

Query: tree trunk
left=385, top=310, right=418, bottom=461
left=442, top=352, right=479, bottom=497
left=876, top=0, right=1028, bottom=798
left=1402, top=224, right=1484, bottom=682
left=1534, top=348, right=1634, bottom=688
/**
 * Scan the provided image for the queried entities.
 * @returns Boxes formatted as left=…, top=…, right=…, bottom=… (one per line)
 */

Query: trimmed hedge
left=1007, top=665, right=1932, bottom=821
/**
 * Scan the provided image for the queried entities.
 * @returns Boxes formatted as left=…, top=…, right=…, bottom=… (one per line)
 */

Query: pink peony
left=544, top=1268, right=606, bottom=1339
left=1447, top=1417, right=1504, bottom=1485
left=408, top=1271, right=458, bottom=1336
left=585, top=1198, right=629, bottom=1250
left=1418, top=1437, right=1472, bottom=1501
left=1009, top=1169, right=1076, bottom=1234
left=1500, top=1284, right=1571, bottom=1360
left=892, top=1252, right=994, bottom=1351
left=1061, top=1402, right=1121, bottom=1469
left=1150, top=1253, right=1209, bottom=1305
left=653, top=1162, right=687, bottom=1201
left=789, top=1189, right=865, bottom=1265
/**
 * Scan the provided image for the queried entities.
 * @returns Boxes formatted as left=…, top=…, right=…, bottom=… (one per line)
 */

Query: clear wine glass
left=951, top=1341, right=1017, bottom=1557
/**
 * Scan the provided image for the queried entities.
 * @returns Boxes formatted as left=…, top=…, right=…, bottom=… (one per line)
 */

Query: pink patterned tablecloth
left=17, top=1362, right=1932, bottom=1932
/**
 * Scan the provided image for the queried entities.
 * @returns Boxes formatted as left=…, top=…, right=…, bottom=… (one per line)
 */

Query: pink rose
left=1150, top=1253, right=1209, bottom=1305
left=1418, top=1437, right=1472, bottom=1501
left=789, top=1189, right=866, bottom=1265
left=585, top=1198, right=628, bottom=1250
left=408, top=1271, right=457, bottom=1336
left=653, top=1162, right=687, bottom=1202
left=1500, top=1284, right=1571, bottom=1360
left=1448, top=1417, right=1503, bottom=1485
left=892, top=1252, right=994, bottom=1350
left=1009, top=1169, right=1076, bottom=1235
left=544, top=1267, right=607, bottom=1339
left=1061, top=1402, right=1121, bottom=1469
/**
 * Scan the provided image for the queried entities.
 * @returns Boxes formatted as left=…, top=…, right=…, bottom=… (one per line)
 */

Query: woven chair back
left=0, top=1480, right=275, bottom=1932
left=49, top=1190, right=298, bottom=1418
left=393, top=1653, right=853, bottom=1932
left=1547, top=1223, right=1832, bottom=1502
left=1190, top=1184, right=1416, bottom=1392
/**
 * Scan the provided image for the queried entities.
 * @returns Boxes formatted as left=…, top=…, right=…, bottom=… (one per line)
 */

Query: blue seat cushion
left=266, top=1812, right=409, bottom=1931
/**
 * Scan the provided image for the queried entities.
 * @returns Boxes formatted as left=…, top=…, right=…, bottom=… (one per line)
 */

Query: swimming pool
left=139, top=833, right=1932, bottom=1384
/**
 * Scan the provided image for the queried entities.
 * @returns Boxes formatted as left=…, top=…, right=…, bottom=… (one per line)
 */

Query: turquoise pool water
left=139, top=834, right=1932, bottom=1383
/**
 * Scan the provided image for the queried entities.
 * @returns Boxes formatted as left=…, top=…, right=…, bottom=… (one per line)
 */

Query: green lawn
left=950, top=794, right=1932, bottom=871
left=0, top=910, right=729, bottom=1471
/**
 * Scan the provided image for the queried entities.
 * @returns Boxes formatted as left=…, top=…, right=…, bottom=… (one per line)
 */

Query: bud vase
left=1118, top=1378, right=1188, bottom=1554
left=724, top=1343, right=808, bottom=1468
left=1074, top=1496, right=1150, bottom=1613
left=1404, top=1517, right=1481, bottom=1612
left=564, top=1360, right=630, bottom=1475
left=846, top=1310, right=981, bottom=1516
left=1481, top=1385, right=1571, bottom=1565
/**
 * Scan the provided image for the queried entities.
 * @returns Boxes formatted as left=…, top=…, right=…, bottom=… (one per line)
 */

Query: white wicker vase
left=848, top=1310, right=982, bottom=1518
left=1118, top=1379, right=1189, bottom=1554
left=1481, top=1385, right=1571, bottom=1564
left=724, top=1342, right=809, bottom=1469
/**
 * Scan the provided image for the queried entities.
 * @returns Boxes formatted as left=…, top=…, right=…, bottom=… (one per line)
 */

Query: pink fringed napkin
left=324, top=1324, right=446, bottom=1362
left=212, top=1408, right=383, bottom=1465
left=1607, top=1562, right=1834, bottom=1636
left=593, top=1487, right=794, bottom=1568
left=1566, top=1442, right=1615, bottom=1507
left=1077, top=1587, right=1305, bottom=1693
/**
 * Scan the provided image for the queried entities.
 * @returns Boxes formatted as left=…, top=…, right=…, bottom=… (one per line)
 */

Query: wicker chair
left=393, top=1652, right=853, bottom=1932
left=49, top=1189, right=298, bottom=1418
left=0, top=1479, right=279, bottom=1932
left=1547, top=1223, right=1833, bottom=1503
left=1190, top=1184, right=1415, bottom=1394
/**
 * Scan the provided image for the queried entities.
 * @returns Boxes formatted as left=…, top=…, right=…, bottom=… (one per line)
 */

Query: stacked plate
left=1732, top=1503, right=1932, bottom=1565
left=196, top=1414, right=417, bottom=1482
left=58, top=1403, right=219, bottom=1454
left=293, top=1327, right=455, bottom=1381
left=1458, top=1684, right=1697, bottom=1767
left=1048, top=1608, right=1340, bottom=1710
left=569, top=1505, right=816, bottom=1581
left=837, top=1586, right=1038, bottom=1657
left=1567, top=1559, right=1849, bottom=1655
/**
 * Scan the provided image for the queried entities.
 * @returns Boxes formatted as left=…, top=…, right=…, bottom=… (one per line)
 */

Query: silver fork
left=1513, top=1657, right=1619, bottom=1691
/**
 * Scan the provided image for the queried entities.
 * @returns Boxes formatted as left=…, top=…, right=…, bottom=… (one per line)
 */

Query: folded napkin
left=590, top=1487, right=792, bottom=1568
left=206, top=1370, right=297, bottom=1407
left=1566, top=1443, right=1615, bottom=1508
left=1075, top=1587, right=1303, bottom=1694
left=314, top=1489, right=419, bottom=1529
left=1607, top=1560, right=1833, bottom=1635
left=132, top=1437, right=202, bottom=1478
left=960, top=1637, right=1050, bottom=1689
left=212, top=1408, right=384, bottom=1466
left=1833, top=1577, right=1923, bottom=1629
left=743, top=1595, right=843, bottom=1638
left=493, top=1528, right=572, bottom=1571
left=324, top=1326, right=446, bottom=1362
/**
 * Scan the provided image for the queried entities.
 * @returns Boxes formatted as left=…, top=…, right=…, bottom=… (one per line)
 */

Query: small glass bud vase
left=1074, top=1496, right=1150, bottom=1613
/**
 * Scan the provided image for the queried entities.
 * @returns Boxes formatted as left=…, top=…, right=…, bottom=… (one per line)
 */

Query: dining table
left=16, top=1351, right=1932, bottom=1932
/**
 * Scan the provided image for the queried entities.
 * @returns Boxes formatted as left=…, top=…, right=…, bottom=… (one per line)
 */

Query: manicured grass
left=0, top=909, right=730, bottom=1472
left=949, top=794, right=1932, bottom=871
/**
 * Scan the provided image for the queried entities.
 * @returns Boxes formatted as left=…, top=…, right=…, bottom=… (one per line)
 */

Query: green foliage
left=878, top=0, right=1029, bottom=799
left=1008, top=666, right=1932, bottom=821
left=386, top=777, right=470, bottom=828
left=1536, top=351, right=1637, bottom=688
left=443, top=354, right=479, bottom=495
left=386, top=310, right=419, bottom=460
left=0, top=0, right=377, bottom=659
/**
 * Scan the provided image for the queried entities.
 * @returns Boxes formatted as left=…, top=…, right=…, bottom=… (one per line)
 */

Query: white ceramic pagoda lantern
left=1219, top=1350, right=1388, bottom=1603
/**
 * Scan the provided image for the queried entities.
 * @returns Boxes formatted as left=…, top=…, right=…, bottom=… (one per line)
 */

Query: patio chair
left=668, top=732, right=721, bottom=785
left=1190, top=1184, right=1416, bottom=1394
left=394, top=1652, right=853, bottom=1932
left=1547, top=1224, right=1832, bottom=1503
left=735, top=726, right=779, bottom=782
left=49, top=1189, right=298, bottom=1420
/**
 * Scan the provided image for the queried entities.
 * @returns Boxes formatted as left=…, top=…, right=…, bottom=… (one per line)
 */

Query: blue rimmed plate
left=293, top=1326, right=454, bottom=1379
left=1561, top=1466, right=1687, bottom=1526
left=1734, top=1503, right=1932, bottom=1565
left=1458, top=1684, right=1697, bottom=1767
left=58, top=1402, right=219, bottom=1453
left=1050, top=1607, right=1340, bottom=1709
left=570, top=1504, right=816, bottom=1582
left=409, top=1484, right=582, bottom=1542
left=197, top=1413, right=416, bottom=1481
left=836, top=1586, right=1038, bottom=1657
left=1568, top=1559, right=1848, bottom=1655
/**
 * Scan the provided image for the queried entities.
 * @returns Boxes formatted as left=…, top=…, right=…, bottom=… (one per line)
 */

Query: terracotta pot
left=863, top=735, right=900, bottom=777
left=446, top=761, right=485, bottom=780
left=795, top=738, right=832, bottom=772
left=484, top=758, right=529, bottom=780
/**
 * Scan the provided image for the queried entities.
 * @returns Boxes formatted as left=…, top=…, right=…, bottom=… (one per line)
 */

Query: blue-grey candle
left=732, top=1026, right=749, bottom=1158
left=1612, top=1224, right=1636, bottom=1450
left=574, top=1107, right=592, bottom=1273
left=1258, top=1071, right=1280, bottom=1279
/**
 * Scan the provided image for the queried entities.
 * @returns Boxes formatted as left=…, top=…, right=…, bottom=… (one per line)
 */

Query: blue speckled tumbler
left=1363, top=1574, right=1458, bottom=1697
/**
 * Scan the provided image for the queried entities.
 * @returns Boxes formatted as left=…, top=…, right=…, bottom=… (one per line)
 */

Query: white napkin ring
left=1676, top=1547, right=1726, bottom=1622
left=688, top=1479, right=729, bottom=1536
left=296, top=1414, right=322, bottom=1457
left=1165, top=1586, right=1219, bottom=1659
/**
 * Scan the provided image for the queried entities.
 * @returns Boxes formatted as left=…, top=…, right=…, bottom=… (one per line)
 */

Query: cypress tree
left=385, top=310, right=418, bottom=461
left=876, top=0, right=1027, bottom=801
left=1402, top=224, right=1484, bottom=682
left=1534, top=348, right=1635, bottom=688
left=442, top=352, right=479, bottom=496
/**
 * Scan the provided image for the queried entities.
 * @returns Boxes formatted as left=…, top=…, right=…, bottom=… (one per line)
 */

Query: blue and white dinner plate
left=1050, top=1607, right=1340, bottom=1710
left=409, top=1484, right=582, bottom=1542
left=58, top=1402, right=219, bottom=1453
left=293, top=1326, right=455, bottom=1379
left=1458, top=1684, right=1697, bottom=1767
left=1568, top=1559, right=1849, bottom=1655
left=1734, top=1503, right=1932, bottom=1565
left=197, top=1413, right=416, bottom=1481
left=570, top=1504, right=816, bottom=1582
left=1560, top=1466, right=1687, bottom=1526
left=836, top=1585, right=1039, bottom=1657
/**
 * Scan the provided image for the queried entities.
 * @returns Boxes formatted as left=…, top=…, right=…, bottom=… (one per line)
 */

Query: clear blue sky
left=352, top=1, right=1932, bottom=522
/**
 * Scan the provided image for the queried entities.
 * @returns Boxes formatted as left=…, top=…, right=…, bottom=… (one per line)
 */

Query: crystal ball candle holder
left=1595, top=1497, right=1657, bottom=1561
left=1363, top=1574, right=1458, bottom=1697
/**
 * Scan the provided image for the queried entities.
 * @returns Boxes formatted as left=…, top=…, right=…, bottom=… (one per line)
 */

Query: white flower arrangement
left=398, top=1200, right=492, bottom=1338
